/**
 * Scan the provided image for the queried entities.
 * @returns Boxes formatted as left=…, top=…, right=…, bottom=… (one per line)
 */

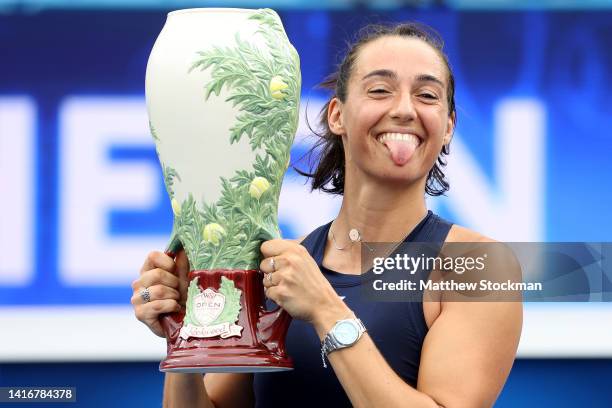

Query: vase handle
left=159, top=250, right=185, bottom=343
left=258, top=293, right=292, bottom=355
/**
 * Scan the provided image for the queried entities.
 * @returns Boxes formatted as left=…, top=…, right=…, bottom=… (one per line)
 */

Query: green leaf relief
left=170, top=8, right=300, bottom=270
left=210, top=276, right=242, bottom=325
left=184, top=277, right=201, bottom=326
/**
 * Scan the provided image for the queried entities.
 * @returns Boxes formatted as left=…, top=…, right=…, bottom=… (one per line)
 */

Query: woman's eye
left=419, top=93, right=438, bottom=100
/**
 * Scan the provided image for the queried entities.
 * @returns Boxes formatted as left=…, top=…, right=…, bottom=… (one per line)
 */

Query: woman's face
left=328, top=35, right=454, bottom=189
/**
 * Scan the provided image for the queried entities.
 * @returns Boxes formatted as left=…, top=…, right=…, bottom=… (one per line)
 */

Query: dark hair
left=295, top=22, right=456, bottom=196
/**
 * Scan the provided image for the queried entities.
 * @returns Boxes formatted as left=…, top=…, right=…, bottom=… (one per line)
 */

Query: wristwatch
left=320, top=317, right=366, bottom=368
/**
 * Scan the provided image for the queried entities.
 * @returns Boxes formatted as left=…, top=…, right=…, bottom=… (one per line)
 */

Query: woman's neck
left=321, top=176, right=429, bottom=275
left=333, top=176, right=428, bottom=244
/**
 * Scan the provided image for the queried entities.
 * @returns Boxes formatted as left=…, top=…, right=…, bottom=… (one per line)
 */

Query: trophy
left=145, top=8, right=300, bottom=372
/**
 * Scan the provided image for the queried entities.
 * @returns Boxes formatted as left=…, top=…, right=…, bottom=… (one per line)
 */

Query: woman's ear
left=327, top=97, right=345, bottom=135
left=443, top=111, right=456, bottom=146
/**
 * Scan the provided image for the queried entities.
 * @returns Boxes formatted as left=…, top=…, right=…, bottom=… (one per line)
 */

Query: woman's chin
left=363, top=167, right=425, bottom=189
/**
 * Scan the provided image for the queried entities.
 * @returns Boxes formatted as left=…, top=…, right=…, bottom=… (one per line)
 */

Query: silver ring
left=270, top=257, right=276, bottom=272
left=266, top=273, right=273, bottom=283
left=139, top=287, right=151, bottom=303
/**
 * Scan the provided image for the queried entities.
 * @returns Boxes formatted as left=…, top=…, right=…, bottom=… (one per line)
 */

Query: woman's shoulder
left=445, top=224, right=519, bottom=271
left=446, top=223, right=497, bottom=244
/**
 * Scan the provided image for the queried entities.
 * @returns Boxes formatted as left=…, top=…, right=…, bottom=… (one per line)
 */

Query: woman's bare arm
left=163, top=373, right=253, bottom=408
left=306, top=234, right=522, bottom=408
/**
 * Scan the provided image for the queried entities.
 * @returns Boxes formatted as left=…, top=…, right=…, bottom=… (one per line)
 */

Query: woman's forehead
left=353, top=36, right=446, bottom=82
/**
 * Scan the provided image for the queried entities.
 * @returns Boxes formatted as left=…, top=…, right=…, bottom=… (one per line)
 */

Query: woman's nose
left=389, top=93, right=417, bottom=122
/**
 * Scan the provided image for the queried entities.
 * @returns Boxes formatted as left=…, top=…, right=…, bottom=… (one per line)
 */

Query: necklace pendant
left=348, top=228, right=361, bottom=242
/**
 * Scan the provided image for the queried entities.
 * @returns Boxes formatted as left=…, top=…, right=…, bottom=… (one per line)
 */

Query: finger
left=260, top=239, right=299, bottom=258
left=175, top=249, right=190, bottom=305
left=175, top=249, right=190, bottom=280
left=147, top=320, right=165, bottom=338
left=262, top=270, right=279, bottom=288
left=259, top=256, right=285, bottom=274
left=131, top=284, right=180, bottom=306
left=264, top=286, right=281, bottom=305
left=140, top=251, right=176, bottom=275
left=134, top=299, right=181, bottom=327
left=135, top=268, right=180, bottom=289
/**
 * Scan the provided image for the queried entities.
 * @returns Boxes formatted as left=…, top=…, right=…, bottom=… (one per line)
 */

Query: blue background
left=1, top=5, right=611, bottom=407
left=1, top=9, right=611, bottom=305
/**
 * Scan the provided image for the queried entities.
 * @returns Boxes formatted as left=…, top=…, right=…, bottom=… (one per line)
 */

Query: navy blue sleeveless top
left=253, top=211, right=453, bottom=407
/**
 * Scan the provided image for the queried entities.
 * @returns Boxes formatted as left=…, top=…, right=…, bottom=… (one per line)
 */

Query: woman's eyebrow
left=415, top=74, right=444, bottom=88
left=361, top=69, right=398, bottom=81
left=362, top=70, right=444, bottom=88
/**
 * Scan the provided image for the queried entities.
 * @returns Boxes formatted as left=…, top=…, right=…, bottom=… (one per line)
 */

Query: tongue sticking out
left=382, top=139, right=418, bottom=166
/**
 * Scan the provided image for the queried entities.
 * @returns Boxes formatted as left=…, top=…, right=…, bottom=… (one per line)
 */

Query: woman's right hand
left=131, top=249, right=189, bottom=337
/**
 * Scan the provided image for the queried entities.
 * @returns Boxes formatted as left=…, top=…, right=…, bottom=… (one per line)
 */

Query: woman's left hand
left=260, top=239, right=350, bottom=325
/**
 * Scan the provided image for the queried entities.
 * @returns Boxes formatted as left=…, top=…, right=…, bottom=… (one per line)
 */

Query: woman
left=132, top=22, right=522, bottom=408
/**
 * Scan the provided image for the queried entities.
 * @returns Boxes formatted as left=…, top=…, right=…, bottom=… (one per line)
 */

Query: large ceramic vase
left=145, top=8, right=301, bottom=373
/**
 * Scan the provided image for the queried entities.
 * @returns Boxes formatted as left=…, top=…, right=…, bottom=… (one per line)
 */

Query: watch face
left=334, top=321, right=359, bottom=345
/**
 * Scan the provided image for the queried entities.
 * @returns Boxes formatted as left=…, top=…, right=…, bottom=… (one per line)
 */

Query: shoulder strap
left=299, top=221, right=333, bottom=267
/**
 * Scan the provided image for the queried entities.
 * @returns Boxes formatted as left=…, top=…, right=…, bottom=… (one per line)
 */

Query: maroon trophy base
left=159, top=268, right=293, bottom=373
left=160, top=345, right=293, bottom=373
